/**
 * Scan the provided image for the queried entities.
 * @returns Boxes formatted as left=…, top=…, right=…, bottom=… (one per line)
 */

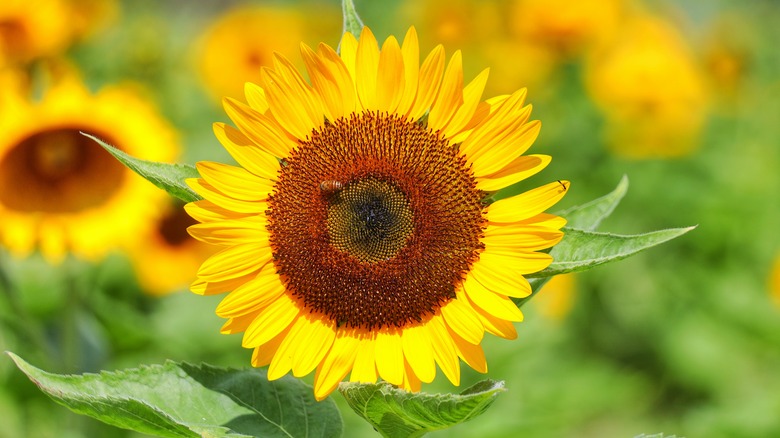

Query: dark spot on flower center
left=326, top=178, right=414, bottom=263
left=158, top=202, right=198, bottom=247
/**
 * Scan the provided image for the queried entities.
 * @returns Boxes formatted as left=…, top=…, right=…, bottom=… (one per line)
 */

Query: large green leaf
left=84, top=133, right=202, bottom=203
left=339, top=379, right=505, bottom=438
left=8, top=352, right=342, bottom=438
left=530, top=226, right=696, bottom=278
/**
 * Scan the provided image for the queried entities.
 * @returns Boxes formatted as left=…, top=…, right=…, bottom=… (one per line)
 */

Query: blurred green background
left=1, top=0, right=779, bottom=437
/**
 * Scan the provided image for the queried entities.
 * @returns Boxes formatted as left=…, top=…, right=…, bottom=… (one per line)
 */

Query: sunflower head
left=0, top=76, right=179, bottom=261
left=187, top=26, right=567, bottom=400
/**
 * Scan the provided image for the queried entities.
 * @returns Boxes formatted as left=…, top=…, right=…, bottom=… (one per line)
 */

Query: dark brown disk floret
left=267, top=112, right=485, bottom=330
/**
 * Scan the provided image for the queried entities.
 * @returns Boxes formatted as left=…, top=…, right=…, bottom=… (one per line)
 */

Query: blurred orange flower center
left=0, top=128, right=124, bottom=213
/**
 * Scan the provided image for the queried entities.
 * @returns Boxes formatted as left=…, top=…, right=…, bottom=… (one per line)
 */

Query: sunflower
left=187, top=27, right=567, bottom=400
left=196, top=4, right=338, bottom=102
left=0, top=0, right=73, bottom=65
left=585, top=16, right=708, bottom=158
left=0, top=76, right=178, bottom=261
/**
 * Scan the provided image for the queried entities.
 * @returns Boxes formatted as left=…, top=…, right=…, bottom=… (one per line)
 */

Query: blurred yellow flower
left=509, top=0, right=624, bottom=58
left=701, top=15, right=753, bottom=103
left=62, top=0, right=119, bottom=41
left=532, top=274, right=576, bottom=321
left=403, top=0, right=501, bottom=48
left=129, top=200, right=217, bottom=296
left=585, top=16, right=709, bottom=158
left=0, top=76, right=179, bottom=261
left=196, top=5, right=337, bottom=101
left=0, top=0, right=73, bottom=65
left=480, top=38, right=557, bottom=96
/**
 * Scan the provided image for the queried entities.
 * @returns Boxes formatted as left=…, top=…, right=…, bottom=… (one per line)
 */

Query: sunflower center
left=267, top=112, right=485, bottom=330
left=158, top=202, right=198, bottom=247
left=326, top=177, right=414, bottom=263
left=0, top=128, right=125, bottom=213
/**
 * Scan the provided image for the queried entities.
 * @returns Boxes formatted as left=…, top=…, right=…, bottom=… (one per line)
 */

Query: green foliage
left=534, top=226, right=695, bottom=278
left=339, top=380, right=505, bottom=438
left=84, top=133, right=202, bottom=203
left=558, top=174, right=628, bottom=231
left=8, top=352, right=342, bottom=438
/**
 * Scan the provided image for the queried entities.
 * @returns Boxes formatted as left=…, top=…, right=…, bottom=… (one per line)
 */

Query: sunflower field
left=1, top=0, right=779, bottom=437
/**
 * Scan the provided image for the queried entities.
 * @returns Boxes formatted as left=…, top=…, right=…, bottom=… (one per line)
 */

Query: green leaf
left=8, top=352, right=343, bottom=438
left=530, top=226, right=696, bottom=278
left=339, top=379, right=505, bottom=438
left=84, top=133, right=202, bottom=203
left=557, top=175, right=628, bottom=231
left=341, top=0, right=364, bottom=37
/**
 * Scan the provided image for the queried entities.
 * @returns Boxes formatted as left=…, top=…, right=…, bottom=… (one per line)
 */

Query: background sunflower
left=1, top=0, right=779, bottom=437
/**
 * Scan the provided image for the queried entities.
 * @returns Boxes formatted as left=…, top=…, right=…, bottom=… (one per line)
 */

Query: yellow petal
left=242, top=295, right=299, bottom=348
left=191, top=273, right=255, bottom=296
left=470, top=120, right=541, bottom=177
left=187, top=178, right=267, bottom=215
left=428, top=50, right=464, bottom=132
left=396, top=27, right=420, bottom=117
left=441, top=68, right=489, bottom=139
left=260, top=65, right=323, bottom=140
left=487, top=181, right=570, bottom=223
left=314, top=329, right=361, bottom=401
left=374, top=329, right=404, bottom=386
left=188, top=216, right=269, bottom=246
left=459, top=88, right=529, bottom=165
left=197, top=243, right=270, bottom=282
left=449, top=327, right=488, bottom=374
left=476, top=154, right=551, bottom=192
left=425, top=315, right=460, bottom=386
left=462, top=274, right=524, bottom=321
left=213, top=121, right=288, bottom=175
left=408, top=45, right=445, bottom=120
left=244, top=82, right=269, bottom=113
left=355, top=27, right=380, bottom=111
left=220, top=313, right=256, bottom=335
left=220, top=101, right=295, bottom=159
left=401, top=324, right=436, bottom=383
left=251, top=325, right=290, bottom=367
left=350, top=332, right=378, bottom=383
left=215, top=263, right=284, bottom=318
left=440, top=297, right=484, bottom=345
left=497, top=213, right=567, bottom=230
left=482, top=225, right=564, bottom=252
left=469, top=254, right=533, bottom=298
left=317, top=42, right=357, bottom=116
left=185, top=199, right=246, bottom=224
left=301, top=44, right=342, bottom=121
left=461, top=288, right=518, bottom=340
left=401, top=359, right=422, bottom=393
left=339, top=31, right=359, bottom=89
left=196, top=161, right=274, bottom=201
left=291, top=316, right=336, bottom=377
left=268, top=314, right=311, bottom=380
left=481, top=249, right=553, bottom=277
left=376, top=36, right=405, bottom=113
